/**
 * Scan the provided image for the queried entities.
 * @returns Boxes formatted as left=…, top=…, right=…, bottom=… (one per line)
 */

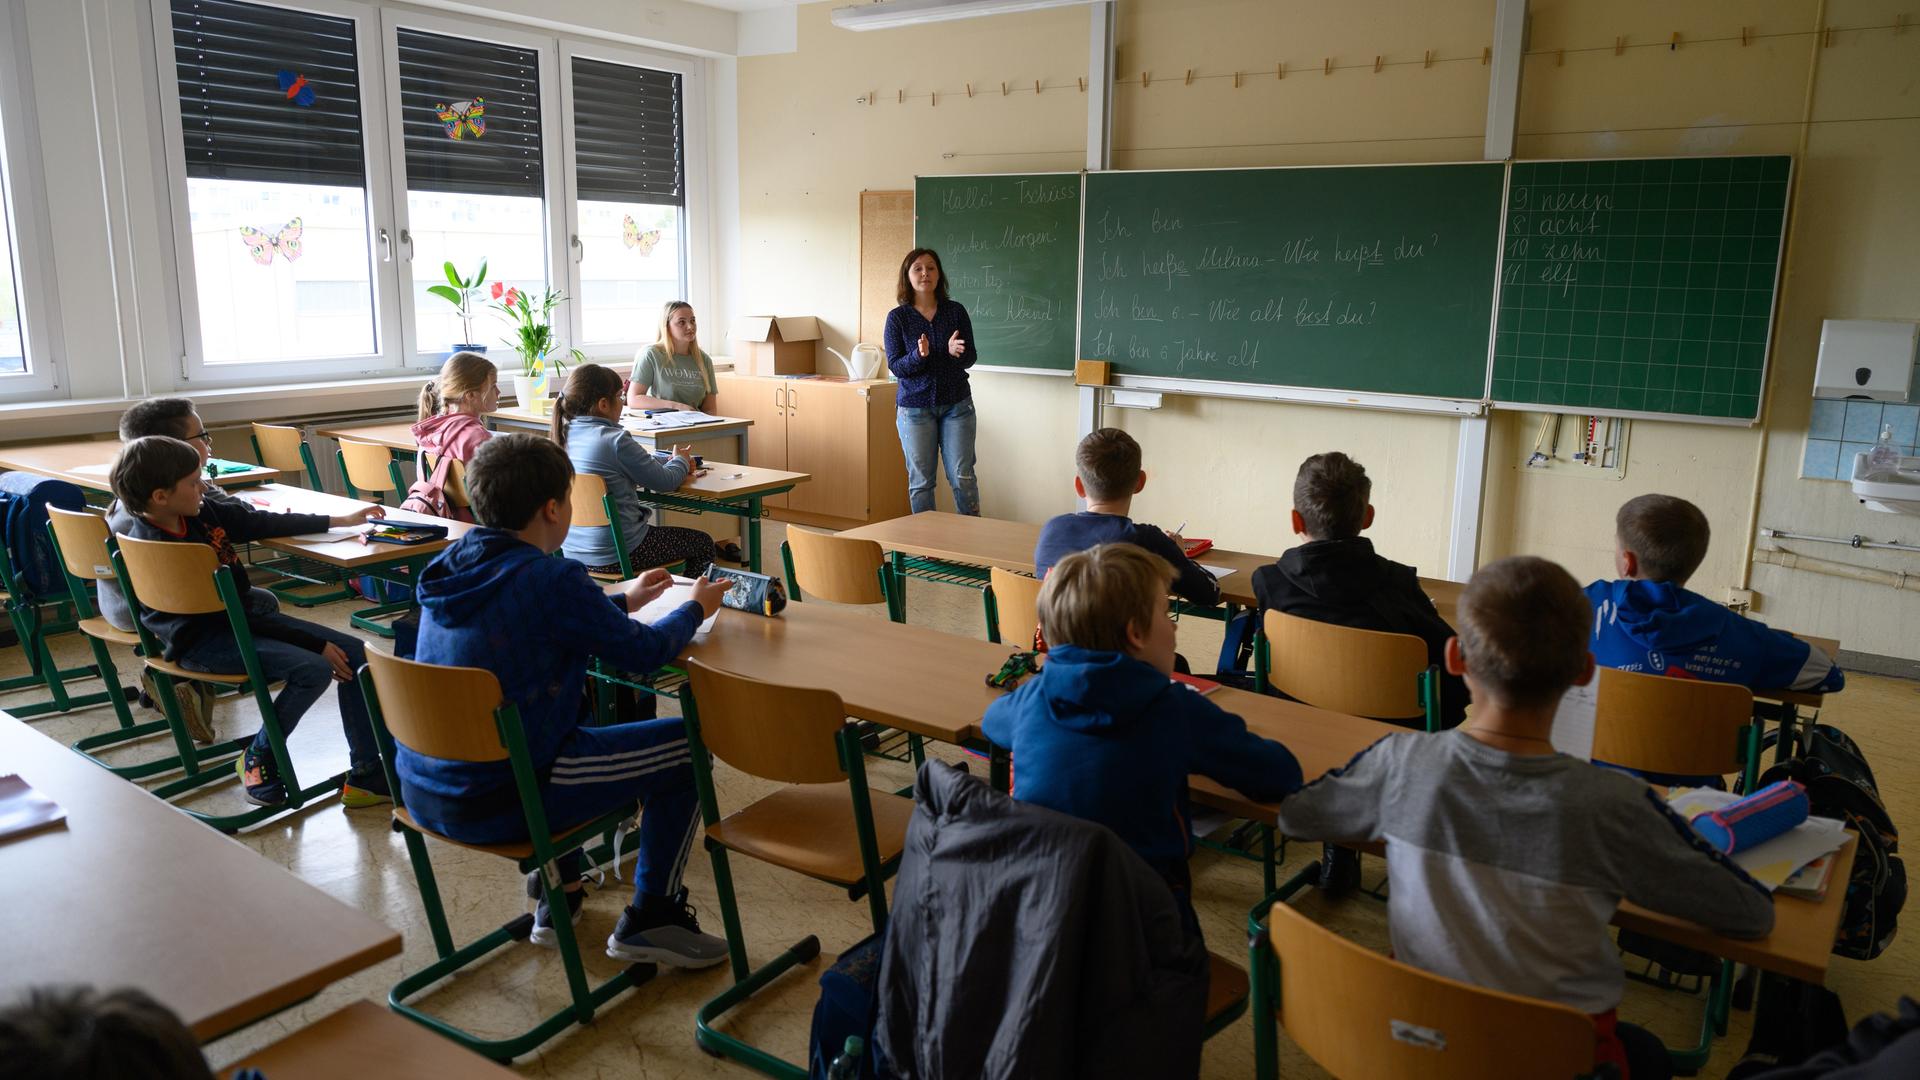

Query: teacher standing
left=883, top=247, right=980, bottom=516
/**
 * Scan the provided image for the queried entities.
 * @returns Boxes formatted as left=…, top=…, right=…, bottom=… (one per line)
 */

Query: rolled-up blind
left=397, top=27, right=543, bottom=198
left=171, top=0, right=366, bottom=187
left=571, top=57, right=683, bottom=206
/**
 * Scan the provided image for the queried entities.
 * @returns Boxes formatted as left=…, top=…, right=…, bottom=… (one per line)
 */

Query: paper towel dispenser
left=1814, top=319, right=1916, bottom=402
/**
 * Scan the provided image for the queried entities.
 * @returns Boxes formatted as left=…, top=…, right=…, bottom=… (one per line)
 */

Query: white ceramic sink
left=1850, top=452, right=1920, bottom=515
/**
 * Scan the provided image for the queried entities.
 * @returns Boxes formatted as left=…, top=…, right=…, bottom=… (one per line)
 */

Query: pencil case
left=1182, top=537, right=1213, bottom=558
left=1689, top=780, right=1809, bottom=854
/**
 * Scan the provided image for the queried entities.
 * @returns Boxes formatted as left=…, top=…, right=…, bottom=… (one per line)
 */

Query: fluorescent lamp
left=830, top=0, right=1095, bottom=32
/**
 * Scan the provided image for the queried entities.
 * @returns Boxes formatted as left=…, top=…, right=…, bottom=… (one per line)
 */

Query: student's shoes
left=151, top=673, right=216, bottom=745
left=236, top=746, right=287, bottom=807
left=606, top=888, right=729, bottom=969
left=338, top=768, right=392, bottom=809
left=1315, top=843, right=1362, bottom=896
left=715, top=541, right=746, bottom=564
left=529, top=887, right=587, bottom=948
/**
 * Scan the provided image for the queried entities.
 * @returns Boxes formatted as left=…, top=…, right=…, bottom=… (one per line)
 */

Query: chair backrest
left=1267, top=901, right=1597, bottom=1079
left=685, top=658, right=849, bottom=785
left=989, top=566, right=1043, bottom=646
left=46, top=506, right=113, bottom=583
left=1265, top=609, right=1430, bottom=721
left=1592, top=666, right=1753, bottom=778
left=569, top=470, right=613, bottom=527
left=114, top=534, right=224, bottom=615
left=362, top=648, right=511, bottom=763
left=785, top=526, right=886, bottom=606
left=337, top=438, right=399, bottom=494
left=251, top=422, right=309, bottom=477
left=421, top=451, right=472, bottom=510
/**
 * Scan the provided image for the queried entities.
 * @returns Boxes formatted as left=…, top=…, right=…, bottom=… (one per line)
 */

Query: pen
left=1175, top=520, right=1187, bottom=535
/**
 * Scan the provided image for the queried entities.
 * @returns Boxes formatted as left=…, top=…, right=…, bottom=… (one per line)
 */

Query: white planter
left=512, top=373, right=548, bottom=408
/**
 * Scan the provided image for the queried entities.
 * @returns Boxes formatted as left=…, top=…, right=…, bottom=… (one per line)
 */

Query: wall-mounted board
left=913, top=173, right=1081, bottom=373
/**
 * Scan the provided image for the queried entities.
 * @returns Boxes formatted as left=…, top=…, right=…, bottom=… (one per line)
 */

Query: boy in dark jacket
left=403, top=434, right=732, bottom=967
left=982, top=543, right=1302, bottom=928
left=1251, top=451, right=1467, bottom=728
left=105, top=436, right=388, bottom=807
left=1034, top=428, right=1221, bottom=609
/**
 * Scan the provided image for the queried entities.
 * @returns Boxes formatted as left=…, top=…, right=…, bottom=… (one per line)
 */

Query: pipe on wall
left=1753, top=546, right=1917, bottom=592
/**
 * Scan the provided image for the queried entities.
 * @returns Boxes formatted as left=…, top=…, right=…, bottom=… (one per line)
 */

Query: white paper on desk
left=1667, top=787, right=1849, bottom=892
left=1201, top=565, right=1237, bottom=580
left=1549, top=681, right=1598, bottom=759
left=631, top=580, right=718, bottom=639
left=0, top=773, right=66, bottom=843
left=69, top=463, right=115, bottom=477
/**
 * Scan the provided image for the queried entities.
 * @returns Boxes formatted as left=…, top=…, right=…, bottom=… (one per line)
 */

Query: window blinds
left=396, top=27, right=544, bottom=198
left=571, top=57, right=684, bottom=206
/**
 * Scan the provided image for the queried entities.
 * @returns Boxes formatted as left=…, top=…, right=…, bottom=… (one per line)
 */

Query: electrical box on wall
left=1814, top=320, right=1917, bottom=402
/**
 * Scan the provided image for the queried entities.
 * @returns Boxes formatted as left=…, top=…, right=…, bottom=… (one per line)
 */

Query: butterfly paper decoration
left=239, top=218, right=303, bottom=265
left=276, top=70, right=316, bottom=107
left=435, top=98, right=486, bottom=140
left=622, top=215, right=661, bottom=256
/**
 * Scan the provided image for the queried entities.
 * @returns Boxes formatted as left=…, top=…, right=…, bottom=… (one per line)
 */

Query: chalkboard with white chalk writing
left=1077, top=163, right=1505, bottom=400
left=913, top=173, right=1082, bottom=372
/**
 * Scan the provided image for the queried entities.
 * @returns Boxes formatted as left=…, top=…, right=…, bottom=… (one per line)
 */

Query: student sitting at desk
left=627, top=300, right=716, bottom=413
left=551, top=364, right=716, bottom=578
left=105, top=436, right=390, bottom=808
left=406, top=434, right=731, bottom=966
left=982, top=543, right=1302, bottom=932
left=1588, top=494, right=1843, bottom=694
left=1034, top=427, right=1220, bottom=609
left=403, top=350, right=498, bottom=521
left=118, top=397, right=244, bottom=511
left=1276, top=555, right=1774, bottom=1080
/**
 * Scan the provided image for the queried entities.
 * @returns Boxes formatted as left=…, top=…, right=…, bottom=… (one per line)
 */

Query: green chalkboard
left=914, top=174, right=1081, bottom=371
left=1491, top=156, right=1791, bottom=420
left=1078, top=164, right=1504, bottom=399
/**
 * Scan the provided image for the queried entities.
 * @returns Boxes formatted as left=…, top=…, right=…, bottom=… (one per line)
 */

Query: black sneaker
left=607, top=888, right=728, bottom=968
left=235, top=745, right=286, bottom=806
left=1316, top=843, right=1361, bottom=896
left=529, top=886, right=586, bottom=948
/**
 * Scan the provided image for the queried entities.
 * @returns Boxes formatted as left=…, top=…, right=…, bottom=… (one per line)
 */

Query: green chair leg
left=981, top=583, right=1001, bottom=643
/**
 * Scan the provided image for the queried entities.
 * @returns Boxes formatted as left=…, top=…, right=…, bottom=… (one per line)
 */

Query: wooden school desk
left=0, top=715, right=400, bottom=1041
left=489, top=402, right=755, bottom=464
left=0, top=438, right=279, bottom=494
left=235, top=484, right=472, bottom=574
left=218, top=1000, right=518, bottom=1079
left=313, top=423, right=807, bottom=574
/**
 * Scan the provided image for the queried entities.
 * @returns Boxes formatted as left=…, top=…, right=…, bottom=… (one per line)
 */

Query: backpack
left=1759, top=723, right=1905, bottom=961
left=0, top=472, right=87, bottom=602
left=809, top=933, right=881, bottom=1080
left=399, top=452, right=456, bottom=519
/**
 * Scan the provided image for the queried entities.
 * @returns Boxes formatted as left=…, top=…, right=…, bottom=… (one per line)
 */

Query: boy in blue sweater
left=982, top=543, right=1303, bottom=927
left=1034, top=428, right=1220, bottom=609
left=1588, top=494, right=1842, bottom=694
left=402, top=434, right=732, bottom=967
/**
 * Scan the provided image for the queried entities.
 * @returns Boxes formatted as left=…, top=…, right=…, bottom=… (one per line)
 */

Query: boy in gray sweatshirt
left=1275, top=555, right=1774, bottom=1080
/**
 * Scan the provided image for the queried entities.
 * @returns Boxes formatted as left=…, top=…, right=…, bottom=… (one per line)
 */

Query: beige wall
left=737, top=0, right=1920, bottom=658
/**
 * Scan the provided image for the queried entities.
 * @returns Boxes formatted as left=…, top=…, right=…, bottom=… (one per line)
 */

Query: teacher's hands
left=917, top=333, right=931, bottom=358
left=948, top=330, right=968, bottom=357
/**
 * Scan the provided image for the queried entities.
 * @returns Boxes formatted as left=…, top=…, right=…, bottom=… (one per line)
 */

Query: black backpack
left=1759, top=724, right=1905, bottom=961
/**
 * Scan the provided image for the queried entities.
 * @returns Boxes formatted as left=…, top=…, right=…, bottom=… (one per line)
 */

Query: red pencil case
left=1182, top=537, right=1213, bottom=558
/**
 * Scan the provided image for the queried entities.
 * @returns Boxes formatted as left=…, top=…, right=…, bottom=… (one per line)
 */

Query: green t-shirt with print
left=631, top=344, right=716, bottom=408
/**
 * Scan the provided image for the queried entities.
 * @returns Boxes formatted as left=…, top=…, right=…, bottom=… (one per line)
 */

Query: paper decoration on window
left=239, top=218, right=303, bottom=264
left=435, top=98, right=486, bottom=140
left=276, top=70, right=316, bottom=107
left=622, top=215, right=661, bottom=255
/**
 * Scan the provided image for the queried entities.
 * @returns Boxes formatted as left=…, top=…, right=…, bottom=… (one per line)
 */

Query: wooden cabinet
left=715, top=374, right=909, bottom=528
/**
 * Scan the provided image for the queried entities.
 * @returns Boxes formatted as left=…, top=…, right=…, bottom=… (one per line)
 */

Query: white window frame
left=0, top=0, right=67, bottom=401
left=556, top=37, right=708, bottom=363
left=151, top=0, right=411, bottom=387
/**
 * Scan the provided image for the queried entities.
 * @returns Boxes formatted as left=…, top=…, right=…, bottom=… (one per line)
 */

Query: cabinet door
left=714, top=375, right=789, bottom=473
left=785, top=381, right=872, bottom=519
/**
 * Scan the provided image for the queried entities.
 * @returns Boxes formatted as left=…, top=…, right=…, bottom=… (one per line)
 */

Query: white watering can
left=824, top=343, right=887, bottom=380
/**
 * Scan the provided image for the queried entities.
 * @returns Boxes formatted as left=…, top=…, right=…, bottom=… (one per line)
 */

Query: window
left=0, top=0, right=60, bottom=398
left=569, top=56, right=686, bottom=345
left=168, top=0, right=380, bottom=370
left=0, top=144, right=23, bottom=377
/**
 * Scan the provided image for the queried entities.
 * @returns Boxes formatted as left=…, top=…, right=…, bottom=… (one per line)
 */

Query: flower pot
left=512, top=372, right=551, bottom=411
left=446, top=344, right=487, bottom=363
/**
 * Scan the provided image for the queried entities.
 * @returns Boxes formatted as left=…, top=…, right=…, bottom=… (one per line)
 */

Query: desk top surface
left=0, top=440, right=279, bottom=492
left=0, top=717, right=400, bottom=1041
left=240, top=484, right=471, bottom=569
left=491, top=404, right=753, bottom=437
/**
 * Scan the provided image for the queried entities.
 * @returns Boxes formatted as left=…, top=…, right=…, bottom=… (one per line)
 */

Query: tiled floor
left=6, top=519, right=1919, bottom=1078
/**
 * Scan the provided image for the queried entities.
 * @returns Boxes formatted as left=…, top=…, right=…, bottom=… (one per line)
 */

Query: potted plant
left=425, top=260, right=489, bottom=359
left=490, top=282, right=586, bottom=408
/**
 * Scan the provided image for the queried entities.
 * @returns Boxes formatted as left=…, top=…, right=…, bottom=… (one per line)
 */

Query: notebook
left=0, top=774, right=67, bottom=844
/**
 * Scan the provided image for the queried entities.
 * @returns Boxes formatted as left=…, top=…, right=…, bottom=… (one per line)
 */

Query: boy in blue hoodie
left=981, top=543, right=1303, bottom=927
left=1588, top=494, right=1842, bottom=695
left=402, top=433, right=732, bottom=968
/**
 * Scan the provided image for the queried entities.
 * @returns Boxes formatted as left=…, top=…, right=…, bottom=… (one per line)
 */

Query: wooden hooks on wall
left=1141, top=70, right=1151, bottom=88
left=1276, top=60, right=1285, bottom=79
left=1555, top=48, right=1564, bottom=66
left=1232, top=70, right=1242, bottom=88
left=1323, top=56, right=1333, bottom=75
left=1823, top=25, right=1835, bottom=46
left=1741, top=26, right=1752, bottom=46
left=1481, top=46, right=1491, bottom=64
left=1078, top=76, right=1086, bottom=92
left=930, top=90, right=937, bottom=106
left=897, top=88, right=903, bottom=104
left=1424, top=49, right=1434, bottom=68
left=1372, top=54, right=1383, bottom=73
left=1615, top=35, right=1625, bottom=55
left=1670, top=31, right=1682, bottom=50
left=1184, top=68, right=1194, bottom=85
left=964, top=81, right=973, bottom=97
left=1035, top=79, right=1043, bottom=94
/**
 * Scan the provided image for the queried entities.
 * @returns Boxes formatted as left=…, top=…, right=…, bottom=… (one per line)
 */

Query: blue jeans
left=896, top=399, right=980, bottom=515
left=176, top=609, right=379, bottom=777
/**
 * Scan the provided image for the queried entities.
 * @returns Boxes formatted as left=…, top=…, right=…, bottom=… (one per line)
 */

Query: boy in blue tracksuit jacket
left=1588, top=494, right=1843, bottom=694
left=401, top=434, right=732, bottom=967
left=982, top=543, right=1303, bottom=928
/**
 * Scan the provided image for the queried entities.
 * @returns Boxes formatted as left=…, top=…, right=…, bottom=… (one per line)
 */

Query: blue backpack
left=0, top=472, right=87, bottom=602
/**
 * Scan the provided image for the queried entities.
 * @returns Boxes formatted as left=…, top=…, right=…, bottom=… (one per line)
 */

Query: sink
left=1849, top=452, right=1920, bottom=515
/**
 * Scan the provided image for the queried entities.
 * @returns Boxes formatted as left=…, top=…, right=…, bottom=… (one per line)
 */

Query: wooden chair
left=336, top=437, right=406, bottom=503
left=358, top=649, right=655, bottom=1062
left=217, top=1000, right=521, bottom=1080
left=681, top=658, right=913, bottom=1079
left=780, top=526, right=919, bottom=766
left=1592, top=665, right=1758, bottom=1073
left=249, top=422, right=323, bottom=489
left=568, top=471, right=635, bottom=581
left=1250, top=900, right=1603, bottom=1080
left=1259, top=609, right=1441, bottom=731
left=110, top=534, right=320, bottom=833
left=984, top=565, right=1043, bottom=647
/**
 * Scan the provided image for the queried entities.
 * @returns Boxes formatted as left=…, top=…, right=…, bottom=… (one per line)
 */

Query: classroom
left=2, top=0, right=1918, bottom=1077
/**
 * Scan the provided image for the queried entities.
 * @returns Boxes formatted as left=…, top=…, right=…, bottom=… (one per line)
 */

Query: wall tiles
left=1842, top=400, right=1885, bottom=443
left=1802, top=438, right=1842, bottom=480
left=1808, top=397, right=1847, bottom=441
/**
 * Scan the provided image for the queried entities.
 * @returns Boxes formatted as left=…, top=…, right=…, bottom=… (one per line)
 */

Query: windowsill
left=0, top=374, right=426, bottom=443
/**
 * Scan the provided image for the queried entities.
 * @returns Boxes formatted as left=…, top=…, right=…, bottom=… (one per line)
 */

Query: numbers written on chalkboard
left=1503, top=187, right=1613, bottom=296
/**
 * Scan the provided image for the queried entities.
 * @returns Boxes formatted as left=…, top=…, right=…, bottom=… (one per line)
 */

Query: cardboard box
left=732, top=316, right=820, bottom=376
